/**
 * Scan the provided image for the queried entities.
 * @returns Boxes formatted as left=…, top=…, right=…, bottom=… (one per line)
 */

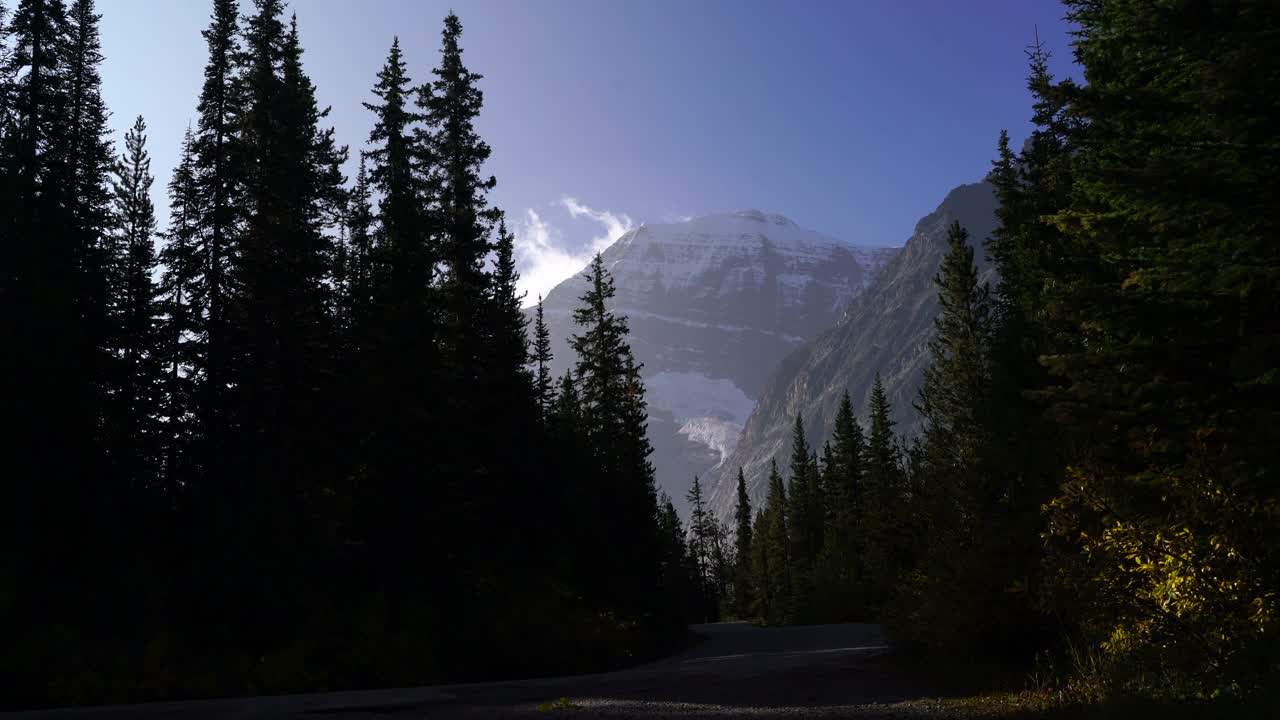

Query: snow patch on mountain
left=534, top=209, right=900, bottom=517
left=645, top=371, right=755, bottom=427
left=645, top=370, right=754, bottom=468
left=678, top=417, right=742, bottom=467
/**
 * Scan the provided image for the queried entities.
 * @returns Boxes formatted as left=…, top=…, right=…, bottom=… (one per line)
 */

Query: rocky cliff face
left=534, top=210, right=898, bottom=514
left=702, top=183, right=999, bottom=520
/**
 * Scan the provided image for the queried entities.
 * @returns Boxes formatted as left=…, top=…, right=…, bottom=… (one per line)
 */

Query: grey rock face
left=702, top=183, right=999, bottom=520
left=532, top=211, right=898, bottom=515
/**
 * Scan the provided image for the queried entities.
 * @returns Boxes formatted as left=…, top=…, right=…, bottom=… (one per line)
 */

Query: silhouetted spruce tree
left=156, top=127, right=203, bottom=495
left=893, top=220, right=1032, bottom=658
left=531, top=296, right=554, bottom=422
left=860, top=373, right=903, bottom=612
left=189, top=0, right=244, bottom=480
left=422, top=12, right=500, bottom=494
left=761, top=458, right=790, bottom=625
left=618, top=354, right=662, bottom=612
left=732, top=468, right=754, bottom=618
left=355, top=33, right=439, bottom=615
left=226, top=4, right=349, bottom=657
left=570, top=254, right=661, bottom=615
left=332, top=156, right=373, bottom=341
left=656, top=492, right=697, bottom=624
left=419, top=18, right=521, bottom=627
left=66, top=0, right=114, bottom=407
left=484, top=213, right=539, bottom=568
left=105, top=114, right=163, bottom=493
left=814, top=390, right=866, bottom=618
left=916, top=222, right=992, bottom=492
left=344, top=155, right=375, bottom=316
left=364, top=37, right=426, bottom=264
left=550, top=368, right=592, bottom=585
left=979, top=40, right=1082, bottom=657
left=1, top=1, right=88, bottom=703
left=785, top=415, right=822, bottom=622
left=0, top=1, right=11, bottom=100
left=749, top=508, right=770, bottom=621
left=686, top=475, right=717, bottom=620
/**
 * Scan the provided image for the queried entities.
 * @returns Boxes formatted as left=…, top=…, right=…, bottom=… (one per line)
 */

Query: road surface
left=4, top=622, right=975, bottom=719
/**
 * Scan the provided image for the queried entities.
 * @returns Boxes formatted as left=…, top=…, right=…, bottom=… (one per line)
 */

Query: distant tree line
left=0, top=0, right=689, bottom=708
left=726, top=1, right=1279, bottom=704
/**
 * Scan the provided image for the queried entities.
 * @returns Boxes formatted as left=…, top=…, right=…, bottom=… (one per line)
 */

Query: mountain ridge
left=532, top=210, right=898, bottom=514
left=702, top=182, right=999, bottom=519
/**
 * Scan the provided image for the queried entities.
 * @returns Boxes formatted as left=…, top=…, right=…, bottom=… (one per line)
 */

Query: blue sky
left=100, top=0, right=1078, bottom=302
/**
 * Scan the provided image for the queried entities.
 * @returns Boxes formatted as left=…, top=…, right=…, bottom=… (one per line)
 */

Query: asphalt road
left=5, top=622, right=966, bottom=719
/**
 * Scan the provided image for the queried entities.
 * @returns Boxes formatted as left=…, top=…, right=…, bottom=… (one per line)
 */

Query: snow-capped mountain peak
left=535, top=210, right=899, bottom=516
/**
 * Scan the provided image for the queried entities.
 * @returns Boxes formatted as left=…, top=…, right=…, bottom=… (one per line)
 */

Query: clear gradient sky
left=100, top=0, right=1079, bottom=302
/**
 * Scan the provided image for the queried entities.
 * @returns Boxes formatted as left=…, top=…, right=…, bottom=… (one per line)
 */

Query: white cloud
left=512, top=198, right=634, bottom=307
left=561, top=196, right=634, bottom=254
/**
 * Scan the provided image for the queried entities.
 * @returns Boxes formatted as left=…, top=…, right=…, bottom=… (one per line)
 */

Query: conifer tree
left=65, top=0, right=114, bottom=377
left=190, top=0, right=244, bottom=467
left=223, top=3, right=349, bottom=649
left=483, top=214, right=537, bottom=560
left=531, top=296, right=555, bottom=422
left=617, top=354, right=661, bottom=609
left=364, top=36, right=426, bottom=264
left=656, top=493, right=695, bottom=624
left=830, top=390, right=864, bottom=528
left=761, top=459, right=790, bottom=625
left=1038, top=1, right=1280, bottom=692
left=570, top=254, right=661, bottom=613
left=732, top=467, right=754, bottom=618
left=893, top=219, right=1034, bottom=657
left=424, top=11, right=499, bottom=398
left=355, top=33, right=439, bottom=597
left=813, top=397, right=865, bottom=622
left=486, top=216, right=533, bottom=424
left=860, top=373, right=902, bottom=611
left=785, top=415, right=821, bottom=622
left=686, top=475, right=722, bottom=620
left=686, top=475, right=711, bottom=592
left=749, top=509, right=770, bottom=622
left=334, top=155, right=374, bottom=339
left=156, top=127, right=203, bottom=493
left=105, top=114, right=162, bottom=491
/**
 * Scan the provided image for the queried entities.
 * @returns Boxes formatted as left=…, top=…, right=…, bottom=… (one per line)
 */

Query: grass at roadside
left=852, top=653, right=1277, bottom=720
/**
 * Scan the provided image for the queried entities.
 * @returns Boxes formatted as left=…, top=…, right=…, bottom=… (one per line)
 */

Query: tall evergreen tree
left=224, top=2, right=349, bottom=653
left=65, top=0, right=113, bottom=384
left=364, top=36, right=426, bottom=264
left=813, top=393, right=866, bottom=621
left=570, top=254, right=661, bottom=613
left=891, top=219, right=1043, bottom=658
left=749, top=508, right=770, bottom=622
left=156, top=127, right=203, bottom=494
left=531, top=295, right=554, bottom=422
left=860, top=373, right=903, bottom=611
left=656, top=493, right=696, bottom=625
left=424, top=11, right=499, bottom=405
left=760, top=458, right=791, bottom=625
left=483, top=213, right=537, bottom=566
left=686, top=475, right=711, bottom=591
left=686, top=475, right=721, bottom=621
left=355, top=34, right=438, bottom=608
left=189, top=0, right=244, bottom=474
left=1039, top=0, right=1280, bottom=694
left=785, top=415, right=822, bottom=622
left=104, top=114, right=162, bottom=492
left=732, top=467, right=754, bottom=619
